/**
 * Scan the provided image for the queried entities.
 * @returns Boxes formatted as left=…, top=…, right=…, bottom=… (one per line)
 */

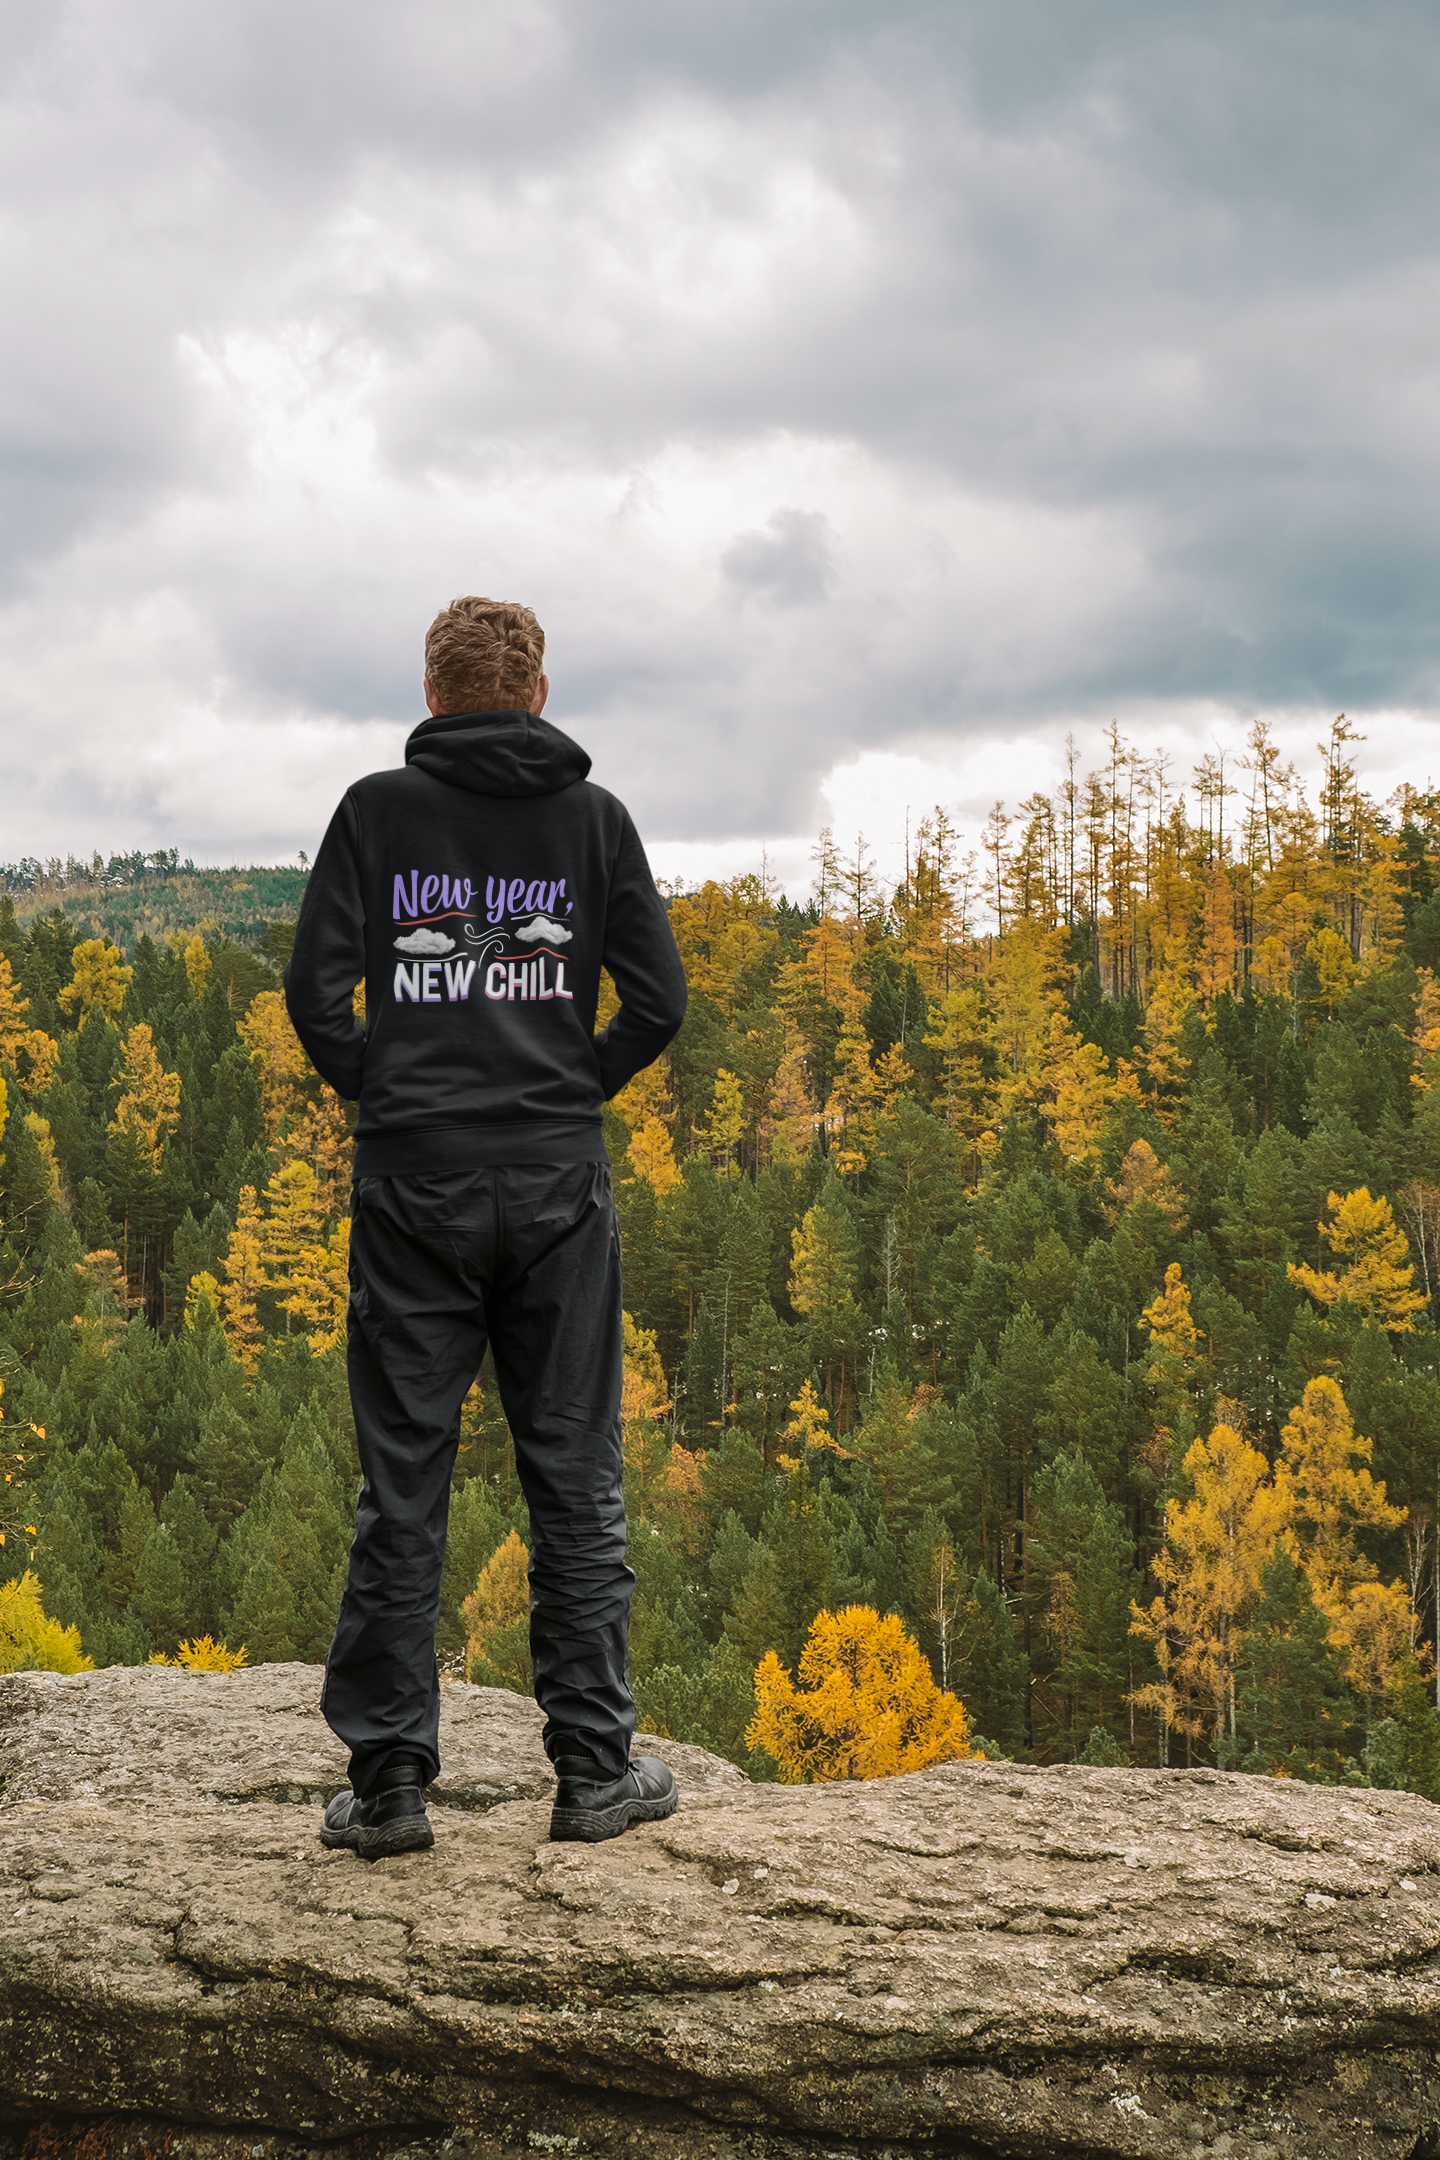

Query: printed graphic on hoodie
left=389, top=868, right=576, bottom=1008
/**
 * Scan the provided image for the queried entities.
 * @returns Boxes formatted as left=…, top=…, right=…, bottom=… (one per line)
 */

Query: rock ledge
left=6, top=1665, right=1440, bottom=2160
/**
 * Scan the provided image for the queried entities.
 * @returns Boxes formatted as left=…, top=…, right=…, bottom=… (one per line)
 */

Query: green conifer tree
left=954, top=1567, right=1028, bottom=1753
left=438, top=1479, right=507, bottom=1664
left=1235, top=1546, right=1355, bottom=1781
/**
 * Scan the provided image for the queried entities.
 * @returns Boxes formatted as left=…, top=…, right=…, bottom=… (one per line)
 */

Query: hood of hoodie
left=403, top=709, right=592, bottom=799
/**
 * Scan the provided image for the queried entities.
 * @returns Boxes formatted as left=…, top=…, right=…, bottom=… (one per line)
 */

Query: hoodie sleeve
left=284, top=792, right=367, bottom=1101
left=594, top=814, right=688, bottom=1100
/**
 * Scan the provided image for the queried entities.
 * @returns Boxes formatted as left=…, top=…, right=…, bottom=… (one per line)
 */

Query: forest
left=5, top=713, right=1440, bottom=1793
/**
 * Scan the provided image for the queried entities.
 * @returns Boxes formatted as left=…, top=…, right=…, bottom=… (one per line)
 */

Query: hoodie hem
left=354, top=1118, right=607, bottom=1177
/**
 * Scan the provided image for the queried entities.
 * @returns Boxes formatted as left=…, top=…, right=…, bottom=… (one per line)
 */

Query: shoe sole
left=549, top=1785, right=679, bottom=1844
left=319, top=1814, right=435, bottom=1860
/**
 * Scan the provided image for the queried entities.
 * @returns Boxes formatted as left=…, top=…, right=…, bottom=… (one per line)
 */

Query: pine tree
left=1030, top=1449, right=1137, bottom=1753
left=438, top=1480, right=506, bottom=1664
left=1234, top=1546, right=1354, bottom=1781
left=762, top=1462, right=839, bottom=1668
left=789, top=1190, right=862, bottom=1410
left=1384, top=1652, right=1440, bottom=1803
left=229, top=1556, right=299, bottom=1663
left=131, top=1524, right=191, bottom=1654
left=954, top=1567, right=1028, bottom=1753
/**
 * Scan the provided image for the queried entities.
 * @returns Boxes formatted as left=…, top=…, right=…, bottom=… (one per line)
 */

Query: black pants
left=322, top=1163, right=634, bottom=1794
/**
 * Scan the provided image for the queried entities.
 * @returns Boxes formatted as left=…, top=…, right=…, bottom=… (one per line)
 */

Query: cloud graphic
left=515, top=915, right=573, bottom=946
left=394, top=928, right=454, bottom=955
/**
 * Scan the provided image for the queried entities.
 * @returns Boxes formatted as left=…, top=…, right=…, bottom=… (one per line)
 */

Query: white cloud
left=394, top=928, right=454, bottom=955
left=1, top=1, right=1439, bottom=877
left=514, top=916, right=573, bottom=945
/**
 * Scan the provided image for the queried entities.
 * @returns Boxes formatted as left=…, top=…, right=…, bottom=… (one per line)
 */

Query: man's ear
left=529, top=672, right=550, bottom=716
left=423, top=677, right=446, bottom=718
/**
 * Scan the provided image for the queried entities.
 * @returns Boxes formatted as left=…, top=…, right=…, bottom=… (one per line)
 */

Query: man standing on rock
left=284, top=595, right=688, bottom=1858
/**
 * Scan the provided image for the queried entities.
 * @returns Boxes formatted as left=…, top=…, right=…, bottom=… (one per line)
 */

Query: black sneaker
left=320, top=1758, right=435, bottom=1860
left=549, top=1755, right=679, bottom=1843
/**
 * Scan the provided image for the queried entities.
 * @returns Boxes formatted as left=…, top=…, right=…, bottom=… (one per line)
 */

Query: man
left=284, top=595, right=688, bottom=1857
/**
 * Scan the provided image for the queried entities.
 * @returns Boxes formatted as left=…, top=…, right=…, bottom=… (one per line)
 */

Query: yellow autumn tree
left=1307, top=925, right=1357, bottom=1019
left=667, top=877, right=776, bottom=1018
left=1277, top=1376, right=1406, bottom=1627
left=789, top=1200, right=861, bottom=1412
left=1194, top=860, right=1237, bottom=1000
left=762, top=1032, right=818, bottom=1165
left=1287, top=1188, right=1428, bottom=1331
left=150, top=1634, right=248, bottom=1672
left=614, top=1058, right=681, bottom=1193
left=1105, top=1137, right=1188, bottom=1233
left=985, top=922, right=1064, bottom=1107
left=0, top=955, right=59, bottom=1093
left=801, top=910, right=865, bottom=1023
left=181, top=932, right=212, bottom=1001
left=1037, top=1014, right=1111, bottom=1160
left=824, top=1028, right=908, bottom=1176
left=238, top=989, right=309, bottom=1139
left=1136, top=968, right=1192, bottom=1126
left=621, top=1312, right=672, bottom=1516
left=1130, top=1421, right=1293, bottom=1751
left=184, top=1271, right=223, bottom=1333
left=922, top=983, right=992, bottom=1142
left=896, top=805, right=968, bottom=995
left=57, top=939, right=131, bottom=1020
left=748, top=1605, right=973, bottom=1782
left=781, top=1379, right=838, bottom=1454
left=461, top=1530, right=532, bottom=1689
left=657, top=1442, right=707, bottom=1552
left=1249, top=933, right=1291, bottom=1000
left=252, top=1159, right=348, bottom=1350
left=1358, top=818, right=1405, bottom=971
left=277, top=1093, right=354, bottom=1216
left=24, top=1114, right=61, bottom=1205
left=285, top=1218, right=350, bottom=1353
left=790, top=1201, right=857, bottom=1312
left=1341, top=1581, right=1416, bottom=1722
left=1413, top=969, right=1440, bottom=1088
left=214, top=1185, right=266, bottom=1373
left=0, top=1573, right=93, bottom=1674
left=700, top=1067, right=747, bottom=1174
left=1139, top=1262, right=1205, bottom=1480
left=108, top=1023, right=182, bottom=1168
left=630, top=1117, right=682, bottom=1193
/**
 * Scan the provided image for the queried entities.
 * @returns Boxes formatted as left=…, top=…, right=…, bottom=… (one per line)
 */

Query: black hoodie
left=284, top=709, right=688, bottom=1176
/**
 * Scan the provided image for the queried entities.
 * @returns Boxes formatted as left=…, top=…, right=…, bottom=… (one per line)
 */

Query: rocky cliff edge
left=5, top=1665, right=1440, bottom=2160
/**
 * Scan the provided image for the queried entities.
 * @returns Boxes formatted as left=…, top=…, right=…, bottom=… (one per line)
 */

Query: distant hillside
left=1, top=850, right=306, bottom=952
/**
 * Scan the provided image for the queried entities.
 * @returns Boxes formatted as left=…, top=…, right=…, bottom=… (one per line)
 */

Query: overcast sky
left=2, top=0, right=1438, bottom=896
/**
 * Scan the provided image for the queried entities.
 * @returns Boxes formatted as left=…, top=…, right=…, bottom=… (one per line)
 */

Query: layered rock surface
left=5, top=1667, right=1440, bottom=2160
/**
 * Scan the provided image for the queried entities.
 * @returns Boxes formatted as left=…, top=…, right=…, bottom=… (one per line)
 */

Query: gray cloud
left=723, top=510, right=838, bottom=608
left=1, top=1, right=1439, bottom=864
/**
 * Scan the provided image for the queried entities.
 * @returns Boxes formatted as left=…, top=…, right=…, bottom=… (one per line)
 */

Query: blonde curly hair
left=423, top=596, right=545, bottom=714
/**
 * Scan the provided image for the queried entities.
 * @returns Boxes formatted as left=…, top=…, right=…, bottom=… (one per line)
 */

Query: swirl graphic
left=462, top=928, right=508, bottom=967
